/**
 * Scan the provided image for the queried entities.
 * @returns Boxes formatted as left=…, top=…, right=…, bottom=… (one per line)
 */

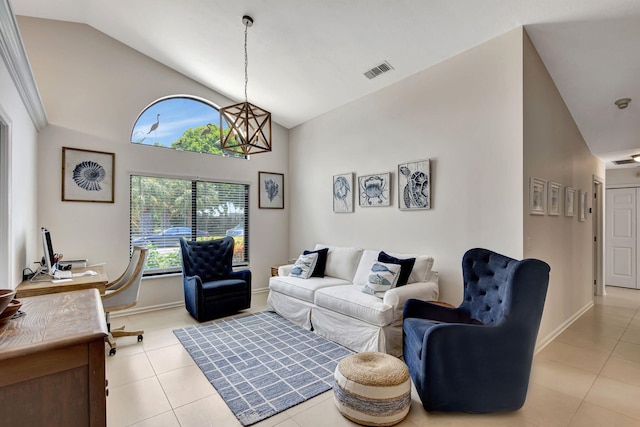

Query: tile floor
left=106, top=286, right=640, bottom=427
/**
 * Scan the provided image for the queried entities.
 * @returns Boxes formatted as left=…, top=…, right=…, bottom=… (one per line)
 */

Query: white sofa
left=266, top=244, right=439, bottom=356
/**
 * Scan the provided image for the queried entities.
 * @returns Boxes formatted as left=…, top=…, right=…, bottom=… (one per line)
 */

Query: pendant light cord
left=244, top=20, right=249, bottom=103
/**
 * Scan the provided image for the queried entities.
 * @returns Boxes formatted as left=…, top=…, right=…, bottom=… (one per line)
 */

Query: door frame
left=593, top=175, right=604, bottom=296
left=0, top=105, right=12, bottom=289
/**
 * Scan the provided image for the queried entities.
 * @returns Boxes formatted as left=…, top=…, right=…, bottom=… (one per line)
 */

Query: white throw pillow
left=362, top=261, right=401, bottom=298
left=353, top=249, right=382, bottom=286
left=314, top=244, right=364, bottom=281
left=288, top=252, right=319, bottom=279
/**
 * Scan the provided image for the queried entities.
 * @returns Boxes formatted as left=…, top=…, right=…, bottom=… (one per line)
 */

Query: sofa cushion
left=315, top=285, right=394, bottom=326
left=289, top=252, right=318, bottom=279
left=269, top=275, right=351, bottom=303
left=362, top=262, right=401, bottom=297
left=314, top=244, right=363, bottom=281
left=378, top=251, right=415, bottom=287
left=303, top=247, right=329, bottom=277
left=385, top=251, right=434, bottom=284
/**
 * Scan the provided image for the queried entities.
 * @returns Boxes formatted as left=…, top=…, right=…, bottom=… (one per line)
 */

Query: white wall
left=607, top=168, right=640, bottom=187
left=0, top=46, right=39, bottom=288
left=17, top=17, right=289, bottom=308
left=287, top=27, right=604, bottom=345
left=522, top=32, right=605, bottom=342
left=288, top=29, right=525, bottom=305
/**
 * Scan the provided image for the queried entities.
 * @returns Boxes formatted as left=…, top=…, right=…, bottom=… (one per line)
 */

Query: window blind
left=130, top=175, right=249, bottom=274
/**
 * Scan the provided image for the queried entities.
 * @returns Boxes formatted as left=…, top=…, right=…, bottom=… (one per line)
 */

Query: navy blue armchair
left=403, top=248, right=550, bottom=413
left=179, top=236, right=251, bottom=322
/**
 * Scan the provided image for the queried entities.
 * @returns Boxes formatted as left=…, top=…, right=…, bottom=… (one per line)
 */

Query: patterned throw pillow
left=303, top=247, right=329, bottom=277
left=378, top=251, right=416, bottom=287
left=288, top=252, right=319, bottom=279
left=362, top=261, right=401, bottom=297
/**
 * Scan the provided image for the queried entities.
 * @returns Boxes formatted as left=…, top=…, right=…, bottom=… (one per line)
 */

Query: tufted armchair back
left=402, top=248, right=550, bottom=413
left=460, top=248, right=549, bottom=327
left=179, top=236, right=234, bottom=282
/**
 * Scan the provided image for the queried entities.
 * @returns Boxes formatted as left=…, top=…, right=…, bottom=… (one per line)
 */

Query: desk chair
left=102, top=246, right=149, bottom=356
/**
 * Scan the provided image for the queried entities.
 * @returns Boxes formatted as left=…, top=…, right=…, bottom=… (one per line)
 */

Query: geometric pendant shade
left=220, top=15, right=272, bottom=156
left=220, top=101, right=272, bottom=155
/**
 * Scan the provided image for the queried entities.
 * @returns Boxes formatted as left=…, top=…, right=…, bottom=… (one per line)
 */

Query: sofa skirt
left=312, top=306, right=401, bottom=356
left=266, top=290, right=314, bottom=330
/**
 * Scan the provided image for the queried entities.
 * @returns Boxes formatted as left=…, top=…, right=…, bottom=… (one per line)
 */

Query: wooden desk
left=0, top=289, right=108, bottom=426
left=16, top=265, right=108, bottom=298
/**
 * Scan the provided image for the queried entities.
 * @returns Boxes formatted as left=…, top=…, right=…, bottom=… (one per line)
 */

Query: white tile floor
left=106, top=287, right=640, bottom=427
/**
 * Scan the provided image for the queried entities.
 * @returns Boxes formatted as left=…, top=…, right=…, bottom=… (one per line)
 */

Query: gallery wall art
left=398, top=159, right=430, bottom=210
left=62, top=147, right=115, bottom=203
left=259, top=171, right=284, bottom=209
left=358, top=172, right=390, bottom=207
left=333, top=172, right=353, bottom=213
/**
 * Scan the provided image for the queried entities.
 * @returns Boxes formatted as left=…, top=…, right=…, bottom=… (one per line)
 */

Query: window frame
left=130, top=173, right=250, bottom=276
left=130, top=95, right=246, bottom=159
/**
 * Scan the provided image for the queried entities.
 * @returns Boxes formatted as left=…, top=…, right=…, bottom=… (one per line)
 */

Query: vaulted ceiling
left=10, top=0, right=640, bottom=168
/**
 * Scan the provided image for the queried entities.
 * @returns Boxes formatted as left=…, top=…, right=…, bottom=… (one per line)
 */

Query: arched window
left=130, top=96, right=244, bottom=158
left=129, top=96, right=249, bottom=275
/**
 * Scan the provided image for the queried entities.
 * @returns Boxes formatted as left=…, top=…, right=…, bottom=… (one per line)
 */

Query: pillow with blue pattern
left=288, top=252, right=319, bottom=279
left=303, top=247, right=329, bottom=277
left=378, top=251, right=416, bottom=287
left=362, top=261, right=401, bottom=297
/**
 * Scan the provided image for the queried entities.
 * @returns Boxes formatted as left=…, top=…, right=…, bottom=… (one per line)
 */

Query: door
left=605, top=188, right=638, bottom=289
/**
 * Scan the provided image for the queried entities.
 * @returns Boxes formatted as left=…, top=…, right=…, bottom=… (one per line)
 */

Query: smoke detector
left=615, top=98, right=631, bottom=109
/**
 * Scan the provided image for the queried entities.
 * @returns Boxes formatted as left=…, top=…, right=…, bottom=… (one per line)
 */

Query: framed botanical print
left=62, top=147, right=115, bottom=203
left=565, top=187, right=576, bottom=217
left=548, top=182, right=561, bottom=216
left=529, top=177, right=546, bottom=215
left=579, top=190, right=587, bottom=222
left=333, top=172, right=354, bottom=213
left=259, top=172, right=284, bottom=209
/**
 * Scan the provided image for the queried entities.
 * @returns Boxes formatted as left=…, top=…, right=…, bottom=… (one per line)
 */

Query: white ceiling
left=10, top=0, right=640, bottom=168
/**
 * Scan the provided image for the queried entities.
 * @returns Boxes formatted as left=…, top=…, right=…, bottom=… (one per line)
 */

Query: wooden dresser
left=0, top=289, right=108, bottom=426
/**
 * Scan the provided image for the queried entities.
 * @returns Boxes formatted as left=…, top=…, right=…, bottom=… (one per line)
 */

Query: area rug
left=173, top=311, right=354, bottom=426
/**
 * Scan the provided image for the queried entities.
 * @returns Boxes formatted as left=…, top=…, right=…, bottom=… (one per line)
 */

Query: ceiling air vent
left=364, top=61, right=394, bottom=80
left=612, top=159, right=637, bottom=165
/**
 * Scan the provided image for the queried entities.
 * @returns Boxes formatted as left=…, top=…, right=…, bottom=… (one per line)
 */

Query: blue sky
left=131, top=97, right=225, bottom=147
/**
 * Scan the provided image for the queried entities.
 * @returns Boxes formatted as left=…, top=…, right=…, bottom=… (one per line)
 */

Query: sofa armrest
left=383, top=271, right=439, bottom=309
left=278, top=264, right=294, bottom=276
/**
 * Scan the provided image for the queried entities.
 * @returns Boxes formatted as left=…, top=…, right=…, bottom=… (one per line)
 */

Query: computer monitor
left=41, top=227, right=57, bottom=275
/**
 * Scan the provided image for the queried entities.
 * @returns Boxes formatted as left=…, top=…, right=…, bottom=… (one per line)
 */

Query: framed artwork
left=579, top=190, right=587, bottom=222
left=565, top=187, right=576, bottom=217
left=62, top=147, right=115, bottom=203
left=529, top=177, right=546, bottom=215
left=398, top=159, right=431, bottom=210
left=258, top=172, right=284, bottom=209
left=358, top=172, right=391, bottom=207
left=333, top=172, right=354, bottom=213
left=548, top=182, right=561, bottom=216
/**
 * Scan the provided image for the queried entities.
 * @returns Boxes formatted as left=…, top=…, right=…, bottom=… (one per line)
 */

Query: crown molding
left=0, top=0, right=47, bottom=130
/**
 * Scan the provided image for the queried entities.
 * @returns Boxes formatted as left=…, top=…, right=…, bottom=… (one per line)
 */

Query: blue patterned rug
left=173, top=311, right=354, bottom=426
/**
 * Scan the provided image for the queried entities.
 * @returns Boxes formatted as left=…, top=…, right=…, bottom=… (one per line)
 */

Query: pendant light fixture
left=220, top=15, right=272, bottom=155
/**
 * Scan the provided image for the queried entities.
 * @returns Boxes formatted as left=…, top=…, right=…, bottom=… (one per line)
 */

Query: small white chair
left=101, top=246, right=148, bottom=356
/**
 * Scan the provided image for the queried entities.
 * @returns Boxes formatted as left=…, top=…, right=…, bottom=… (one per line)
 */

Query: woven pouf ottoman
left=333, top=352, right=411, bottom=426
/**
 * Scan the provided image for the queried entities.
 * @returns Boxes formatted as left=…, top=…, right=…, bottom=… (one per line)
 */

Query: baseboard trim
left=535, top=300, right=594, bottom=354
left=110, top=301, right=184, bottom=318
left=111, top=288, right=270, bottom=318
